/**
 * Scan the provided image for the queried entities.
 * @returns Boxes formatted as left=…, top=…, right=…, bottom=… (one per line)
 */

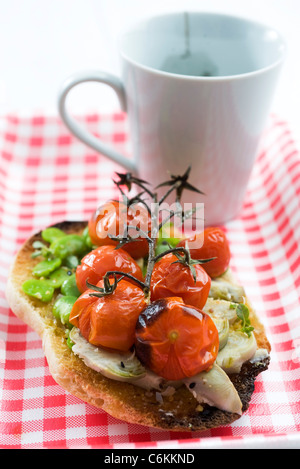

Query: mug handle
left=58, top=71, right=137, bottom=172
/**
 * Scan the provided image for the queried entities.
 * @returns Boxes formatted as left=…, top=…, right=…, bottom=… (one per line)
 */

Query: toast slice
left=5, top=221, right=271, bottom=432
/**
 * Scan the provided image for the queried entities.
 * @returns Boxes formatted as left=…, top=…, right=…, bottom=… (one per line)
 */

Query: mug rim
left=118, top=11, right=287, bottom=81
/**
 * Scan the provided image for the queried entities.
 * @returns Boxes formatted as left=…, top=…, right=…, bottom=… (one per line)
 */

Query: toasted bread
left=5, top=221, right=271, bottom=432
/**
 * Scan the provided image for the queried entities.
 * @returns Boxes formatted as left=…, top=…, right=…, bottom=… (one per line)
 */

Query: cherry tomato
left=76, top=245, right=144, bottom=293
left=88, top=200, right=150, bottom=259
left=69, top=279, right=147, bottom=352
left=150, top=253, right=211, bottom=309
left=177, top=227, right=231, bottom=278
left=135, top=297, right=219, bottom=381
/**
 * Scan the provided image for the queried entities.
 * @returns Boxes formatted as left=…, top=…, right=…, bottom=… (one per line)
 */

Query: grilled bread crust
left=5, top=221, right=271, bottom=432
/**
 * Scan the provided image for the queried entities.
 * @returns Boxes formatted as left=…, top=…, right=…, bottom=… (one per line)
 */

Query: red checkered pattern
left=0, top=113, right=300, bottom=448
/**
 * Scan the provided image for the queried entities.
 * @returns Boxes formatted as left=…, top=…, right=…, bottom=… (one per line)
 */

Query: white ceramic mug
left=58, top=12, right=285, bottom=225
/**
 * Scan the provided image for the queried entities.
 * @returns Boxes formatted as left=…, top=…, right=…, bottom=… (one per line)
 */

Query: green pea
left=63, top=255, right=79, bottom=270
left=50, top=234, right=87, bottom=259
left=41, top=227, right=66, bottom=244
left=82, top=226, right=93, bottom=248
left=46, top=268, right=71, bottom=288
left=53, top=295, right=78, bottom=327
left=33, top=258, right=62, bottom=277
left=61, top=274, right=80, bottom=297
left=22, top=279, right=55, bottom=302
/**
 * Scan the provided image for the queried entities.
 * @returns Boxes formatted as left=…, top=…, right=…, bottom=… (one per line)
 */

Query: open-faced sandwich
left=5, top=169, right=271, bottom=432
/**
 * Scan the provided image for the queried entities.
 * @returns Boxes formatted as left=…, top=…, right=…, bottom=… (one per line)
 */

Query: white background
left=0, top=0, right=299, bottom=139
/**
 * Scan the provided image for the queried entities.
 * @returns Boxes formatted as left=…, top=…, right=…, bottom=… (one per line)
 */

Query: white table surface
left=1, top=0, right=299, bottom=143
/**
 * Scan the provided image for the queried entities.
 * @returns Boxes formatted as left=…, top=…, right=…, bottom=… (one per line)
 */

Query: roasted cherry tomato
left=135, top=297, right=219, bottom=381
left=150, top=253, right=211, bottom=309
left=75, top=245, right=144, bottom=293
left=88, top=200, right=150, bottom=259
left=177, top=227, right=231, bottom=278
left=69, top=279, right=147, bottom=352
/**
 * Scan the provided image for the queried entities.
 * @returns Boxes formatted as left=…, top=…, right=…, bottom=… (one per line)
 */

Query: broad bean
left=46, top=268, right=71, bottom=288
left=50, top=234, right=86, bottom=259
left=52, top=295, right=77, bottom=327
left=61, top=274, right=80, bottom=297
left=22, top=279, right=55, bottom=302
left=33, top=258, right=62, bottom=278
left=41, top=227, right=66, bottom=243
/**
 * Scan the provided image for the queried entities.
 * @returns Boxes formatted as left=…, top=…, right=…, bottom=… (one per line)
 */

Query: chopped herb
left=66, top=336, right=74, bottom=349
left=235, top=304, right=254, bottom=337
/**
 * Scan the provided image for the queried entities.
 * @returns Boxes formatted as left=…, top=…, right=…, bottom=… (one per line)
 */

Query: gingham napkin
left=0, top=113, right=299, bottom=449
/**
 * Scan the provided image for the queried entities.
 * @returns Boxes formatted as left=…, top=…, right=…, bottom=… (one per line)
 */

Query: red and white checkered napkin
left=0, top=113, right=300, bottom=449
